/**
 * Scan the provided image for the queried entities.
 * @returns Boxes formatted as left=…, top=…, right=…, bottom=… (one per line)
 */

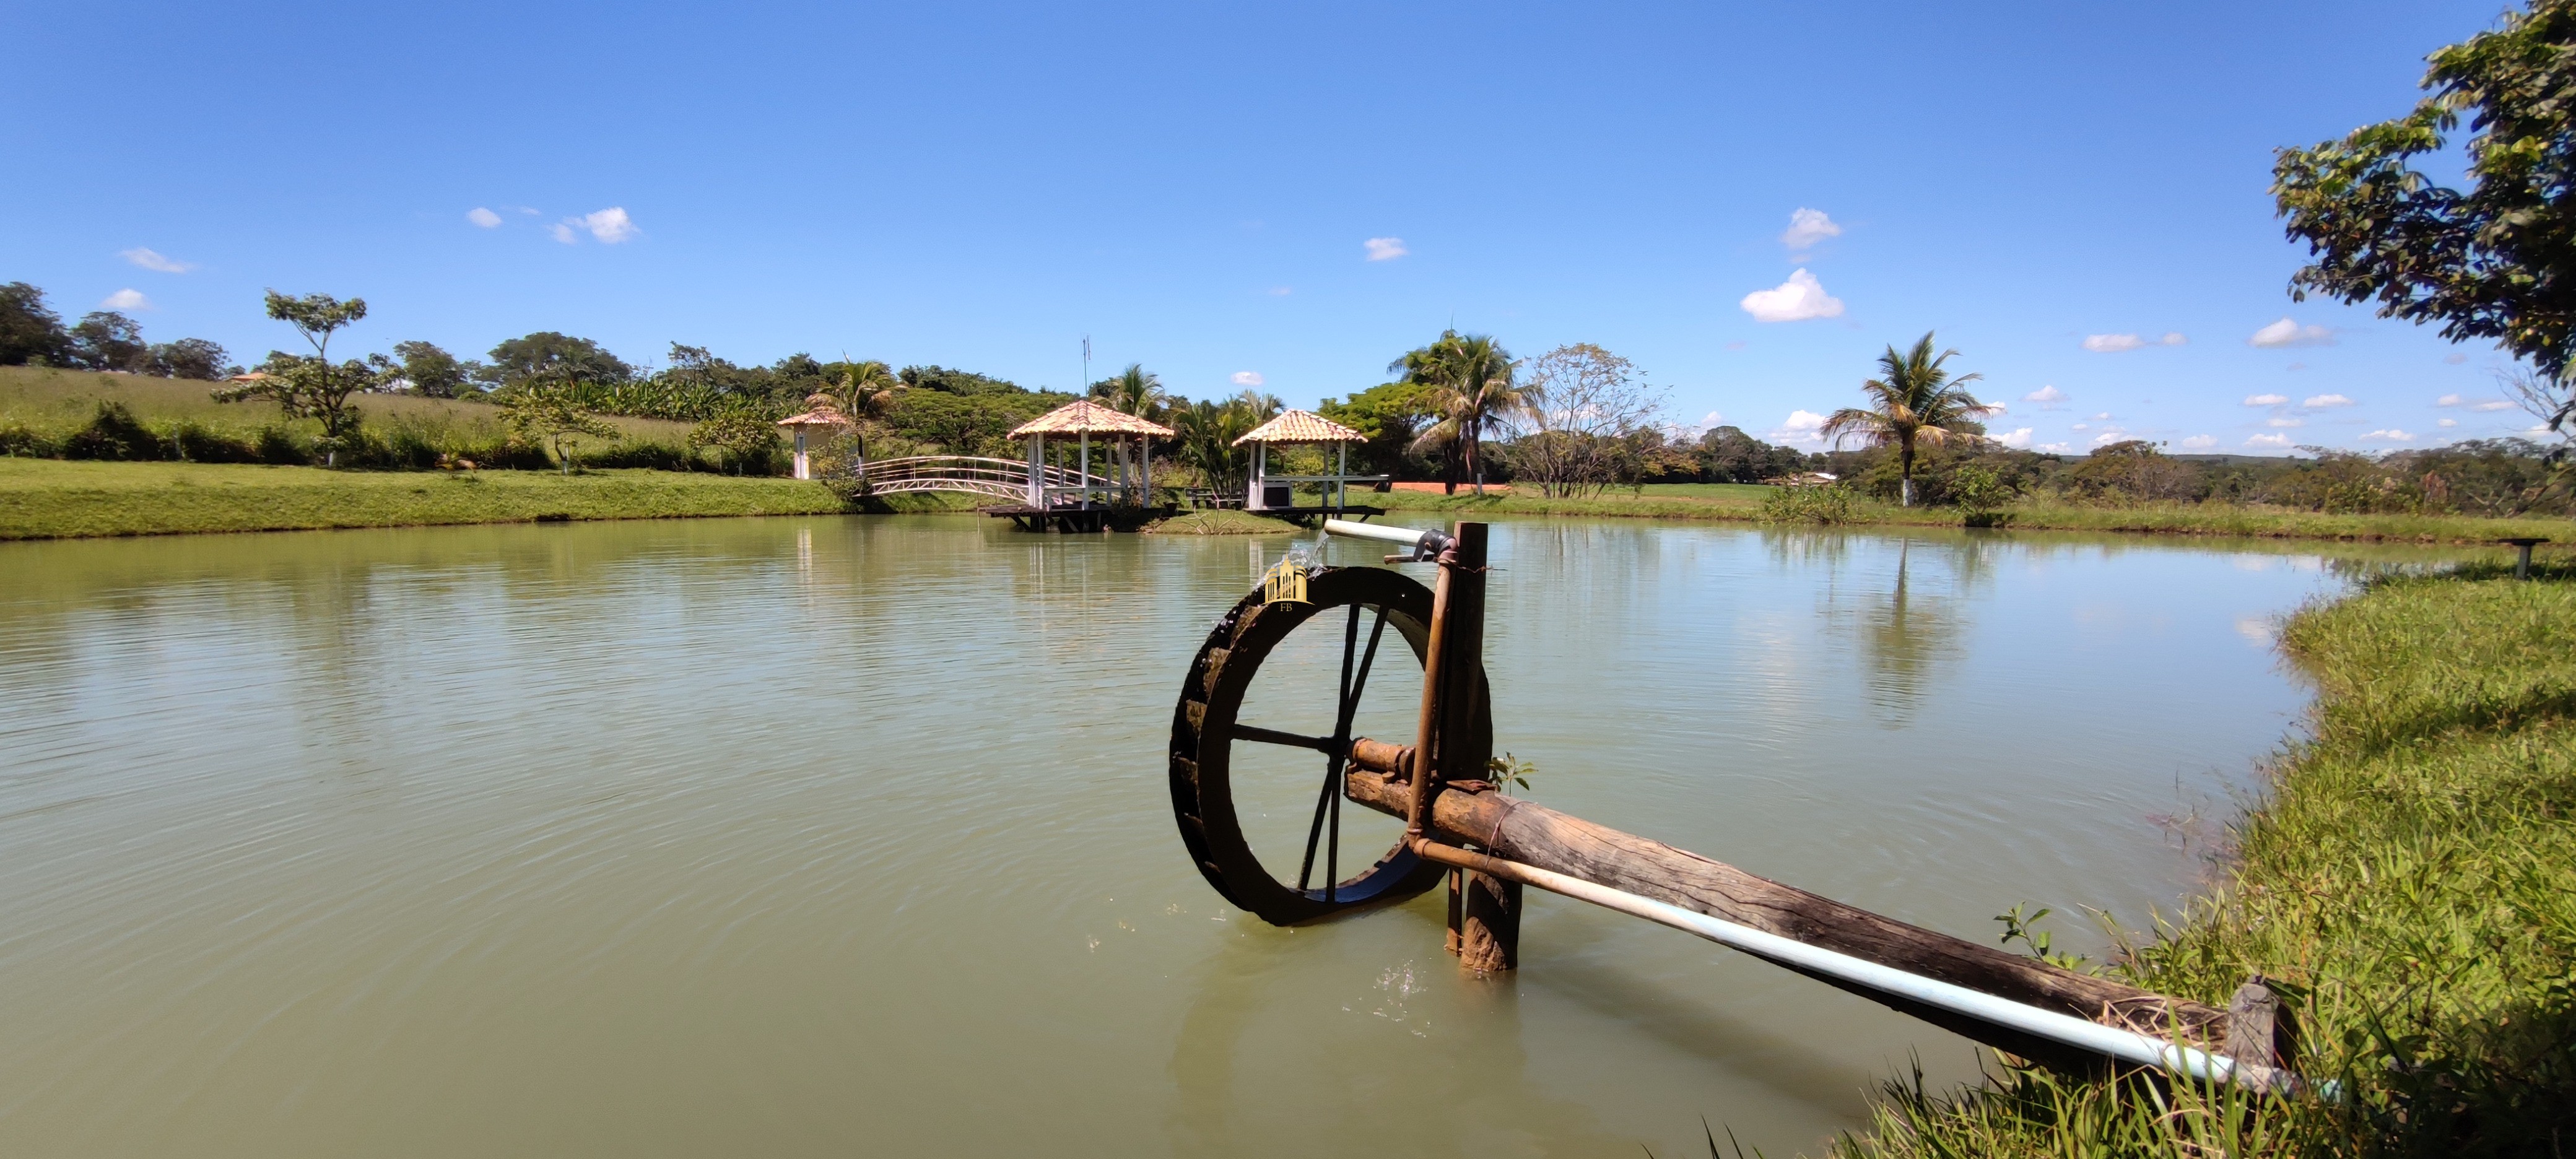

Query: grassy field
left=0, top=458, right=854, bottom=539
left=1373, top=485, right=2575, bottom=547
left=1834, top=563, right=2576, bottom=1157
left=0, top=364, right=695, bottom=443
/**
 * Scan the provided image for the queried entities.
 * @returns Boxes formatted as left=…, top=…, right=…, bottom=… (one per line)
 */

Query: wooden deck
left=979, top=504, right=1176, bottom=532
left=1251, top=505, right=1385, bottom=527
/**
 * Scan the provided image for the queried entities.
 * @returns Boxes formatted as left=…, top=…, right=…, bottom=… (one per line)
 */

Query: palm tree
left=1819, top=332, right=1996, bottom=506
left=1396, top=331, right=1520, bottom=495
left=1092, top=363, right=1166, bottom=496
left=830, top=359, right=905, bottom=469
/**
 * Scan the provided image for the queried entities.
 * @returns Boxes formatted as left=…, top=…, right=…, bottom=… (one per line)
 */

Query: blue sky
left=1, top=0, right=2548, bottom=453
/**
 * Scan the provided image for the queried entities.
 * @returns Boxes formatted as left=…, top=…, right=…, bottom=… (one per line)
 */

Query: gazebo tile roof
left=1232, top=409, right=1366, bottom=445
left=1008, top=399, right=1175, bottom=438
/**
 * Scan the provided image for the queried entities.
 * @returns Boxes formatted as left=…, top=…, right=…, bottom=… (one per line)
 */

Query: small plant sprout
left=1486, top=752, right=1536, bottom=792
left=1993, top=902, right=2090, bottom=972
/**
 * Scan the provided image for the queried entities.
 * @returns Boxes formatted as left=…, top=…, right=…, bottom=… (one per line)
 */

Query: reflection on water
left=0, top=517, right=2468, bottom=1157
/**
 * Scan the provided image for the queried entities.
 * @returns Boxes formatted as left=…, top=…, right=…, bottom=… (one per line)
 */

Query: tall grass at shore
left=1830, top=564, right=2576, bottom=1157
left=1375, top=486, right=2574, bottom=547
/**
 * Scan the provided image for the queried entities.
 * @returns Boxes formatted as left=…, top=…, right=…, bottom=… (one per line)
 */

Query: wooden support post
left=2225, top=974, right=2295, bottom=1069
left=1458, top=869, right=1521, bottom=973
left=1406, top=523, right=1506, bottom=973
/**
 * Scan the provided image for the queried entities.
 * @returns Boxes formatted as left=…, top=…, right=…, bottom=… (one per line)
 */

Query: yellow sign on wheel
left=1261, top=557, right=1310, bottom=606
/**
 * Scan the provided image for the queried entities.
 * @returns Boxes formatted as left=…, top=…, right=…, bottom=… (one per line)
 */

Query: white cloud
left=2243, top=393, right=2289, bottom=406
left=99, top=288, right=149, bottom=310
left=2024, top=384, right=2068, bottom=408
left=2036, top=441, right=2072, bottom=454
left=1230, top=371, right=1264, bottom=387
left=119, top=247, right=193, bottom=272
left=1780, top=208, right=1842, bottom=251
left=1769, top=409, right=1830, bottom=447
left=1992, top=427, right=2034, bottom=449
left=1739, top=268, right=1844, bottom=323
left=2178, top=434, right=2217, bottom=449
left=1697, top=410, right=1725, bottom=427
left=2071, top=422, right=2089, bottom=430
left=2080, top=332, right=2181, bottom=353
left=2359, top=428, right=2416, bottom=442
left=1363, top=237, right=1408, bottom=261
left=2443, top=352, right=2469, bottom=365
left=467, top=207, right=503, bottom=228
left=2089, top=411, right=2113, bottom=420
left=1986, top=402, right=2008, bottom=415
left=2091, top=430, right=2130, bottom=447
left=2439, top=417, right=2459, bottom=428
left=2471, top=399, right=2516, bottom=412
left=2266, top=417, right=2305, bottom=428
left=2302, top=393, right=2355, bottom=408
left=577, top=207, right=638, bottom=243
left=550, top=222, right=580, bottom=245
left=2246, top=433, right=2294, bottom=448
left=1266, top=287, right=1292, bottom=296
left=2249, top=318, right=2334, bottom=347
left=2435, top=393, right=2463, bottom=407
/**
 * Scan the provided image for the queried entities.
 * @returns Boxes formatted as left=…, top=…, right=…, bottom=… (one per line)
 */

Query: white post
left=1249, top=443, right=1266, bottom=510
left=1080, top=430, right=1090, bottom=509
left=1336, top=443, right=1348, bottom=510
left=1141, top=436, right=1153, bottom=506
left=1027, top=435, right=1043, bottom=506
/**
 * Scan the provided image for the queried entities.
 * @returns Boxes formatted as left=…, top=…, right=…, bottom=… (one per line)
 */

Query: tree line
left=1, top=282, right=234, bottom=380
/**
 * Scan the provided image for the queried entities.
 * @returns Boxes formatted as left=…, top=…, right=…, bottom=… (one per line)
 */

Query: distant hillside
left=0, top=365, right=692, bottom=441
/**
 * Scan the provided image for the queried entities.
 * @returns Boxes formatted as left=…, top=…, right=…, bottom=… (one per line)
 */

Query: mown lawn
left=1834, top=563, right=2576, bottom=1157
left=0, top=459, right=854, bottom=539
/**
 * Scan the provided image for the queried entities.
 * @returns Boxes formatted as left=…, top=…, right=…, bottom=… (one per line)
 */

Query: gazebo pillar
left=1027, top=434, right=1044, bottom=505
left=1140, top=435, right=1152, bottom=504
left=1079, top=430, right=1091, bottom=509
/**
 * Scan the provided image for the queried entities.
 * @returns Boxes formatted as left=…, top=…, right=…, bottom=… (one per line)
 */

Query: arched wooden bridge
left=853, top=456, right=1112, bottom=505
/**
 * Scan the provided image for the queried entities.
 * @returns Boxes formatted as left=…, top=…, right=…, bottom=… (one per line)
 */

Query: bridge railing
left=843, top=456, right=1134, bottom=506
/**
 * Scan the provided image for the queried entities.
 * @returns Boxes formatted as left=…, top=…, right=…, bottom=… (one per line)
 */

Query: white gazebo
left=775, top=394, right=853, bottom=480
left=1007, top=399, right=1176, bottom=509
left=1232, top=409, right=1380, bottom=512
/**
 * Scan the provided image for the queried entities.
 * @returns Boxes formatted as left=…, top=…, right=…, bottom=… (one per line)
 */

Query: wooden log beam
left=1339, top=756, right=2226, bottom=1053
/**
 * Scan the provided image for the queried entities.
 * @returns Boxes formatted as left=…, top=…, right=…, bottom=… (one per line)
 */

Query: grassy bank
left=1834, top=565, right=2576, bottom=1157
left=1373, top=485, right=2574, bottom=546
left=1141, top=509, right=1305, bottom=536
left=0, top=459, right=854, bottom=539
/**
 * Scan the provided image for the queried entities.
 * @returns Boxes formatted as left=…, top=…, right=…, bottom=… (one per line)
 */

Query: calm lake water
left=0, top=515, right=2464, bottom=1157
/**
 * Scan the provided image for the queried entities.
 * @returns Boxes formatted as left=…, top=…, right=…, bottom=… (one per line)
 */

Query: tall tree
left=485, top=332, right=632, bottom=388
left=826, top=358, right=904, bottom=464
left=1507, top=343, right=1666, bottom=497
left=385, top=341, right=468, bottom=397
left=2273, top=0, right=2576, bottom=433
left=1819, top=332, right=1995, bottom=506
left=215, top=292, right=375, bottom=466
left=67, top=311, right=147, bottom=372
left=1395, top=331, right=1520, bottom=495
left=0, top=282, right=71, bottom=366
left=144, top=337, right=233, bottom=381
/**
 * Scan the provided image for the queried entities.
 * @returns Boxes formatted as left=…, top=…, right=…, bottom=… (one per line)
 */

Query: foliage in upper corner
left=2272, top=0, right=2576, bottom=432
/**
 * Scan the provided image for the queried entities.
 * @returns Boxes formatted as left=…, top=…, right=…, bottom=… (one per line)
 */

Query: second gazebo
left=1232, top=409, right=1386, bottom=519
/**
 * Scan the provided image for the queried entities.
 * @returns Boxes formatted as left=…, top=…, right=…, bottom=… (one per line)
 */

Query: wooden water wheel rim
left=1167, top=565, right=1492, bottom=926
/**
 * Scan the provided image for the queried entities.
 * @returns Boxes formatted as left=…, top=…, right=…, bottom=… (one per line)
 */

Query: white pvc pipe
left=1322, top=519, right=1427, bottom=547
left=1470, top=853, right=2305, bottom=1094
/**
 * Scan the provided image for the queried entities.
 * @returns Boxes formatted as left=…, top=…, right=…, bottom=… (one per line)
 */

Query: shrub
left=586, top=439, right=694, bottom=471
left=255, top=425, right=311, bottom=465
left=60, top=401, right=160, bottom=461
left=1760, top=483, right=1855, bottom=524
left=0, top=419, right=59, bottom=458
left=169, top=422, right=261, bottom=464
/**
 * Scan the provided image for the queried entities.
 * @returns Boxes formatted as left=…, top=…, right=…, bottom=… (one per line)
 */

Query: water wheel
left=1168, top=564, right=1491, bottom=926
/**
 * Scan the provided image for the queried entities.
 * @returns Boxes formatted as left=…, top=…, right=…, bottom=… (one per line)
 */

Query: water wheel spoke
left=1299, top=603, right=1389, bottom=897
left=1233, top=724, right=1336, bottom=752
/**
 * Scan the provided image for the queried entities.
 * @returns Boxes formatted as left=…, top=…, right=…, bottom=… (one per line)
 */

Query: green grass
left=1373, top=486, right=2575, bottom=547
left=0, top=458, right=851, bottom=539
left=1831, top=565, right=2576, bottom=1157
left=1140, top=508, right=1307, bottom=536
left=0, top=364, right=695, bottom=443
